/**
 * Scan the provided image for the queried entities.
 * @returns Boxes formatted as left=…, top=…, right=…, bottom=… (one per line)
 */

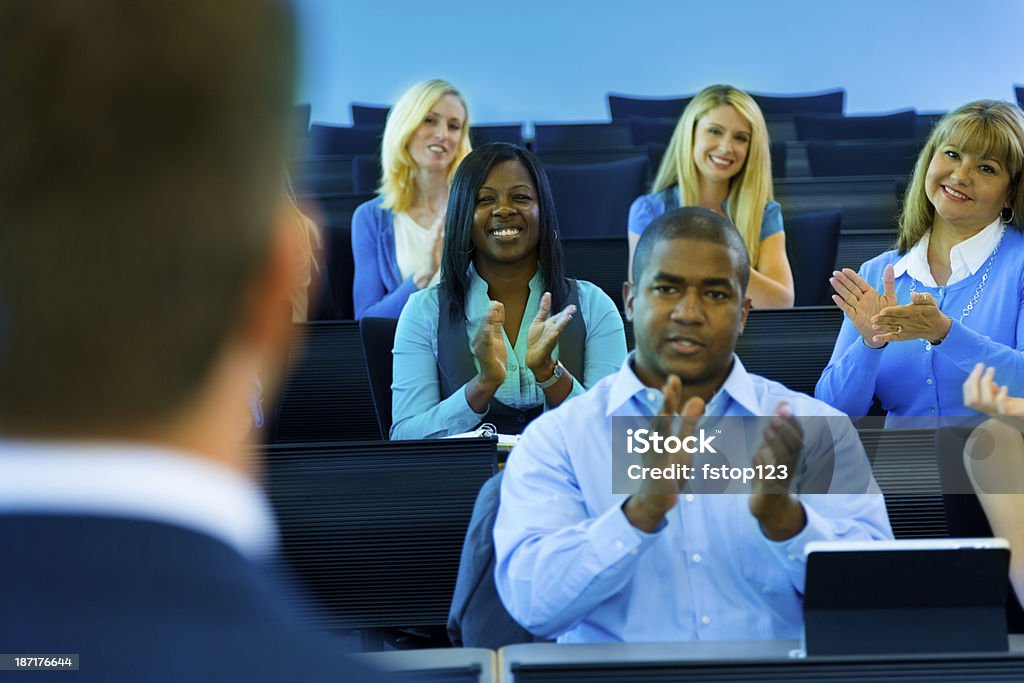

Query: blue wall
left=296, top=0, right=1023, bottom=125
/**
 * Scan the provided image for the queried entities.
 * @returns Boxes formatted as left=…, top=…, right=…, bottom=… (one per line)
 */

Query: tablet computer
left=803, top=538, right=1010, bottom=656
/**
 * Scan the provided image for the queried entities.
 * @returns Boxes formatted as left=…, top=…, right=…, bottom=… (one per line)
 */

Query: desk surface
left=500, top=635, right=1024, bottom=682
left=357, top=647, right=496, bottom=682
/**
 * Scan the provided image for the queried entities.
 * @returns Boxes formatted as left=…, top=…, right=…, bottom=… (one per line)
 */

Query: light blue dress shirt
left=494, top=354, right=892, bottom=643
left=390, top=265, right=627, bottom=439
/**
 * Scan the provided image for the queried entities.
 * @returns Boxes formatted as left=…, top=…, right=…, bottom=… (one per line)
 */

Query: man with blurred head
left=0, top=2, right=386, bottom=679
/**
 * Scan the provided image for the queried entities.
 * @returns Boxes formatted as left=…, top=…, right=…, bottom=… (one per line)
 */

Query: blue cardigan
left=350, top=196, right=420, bottom=319
left=815, top=228, right=1024, bottom=420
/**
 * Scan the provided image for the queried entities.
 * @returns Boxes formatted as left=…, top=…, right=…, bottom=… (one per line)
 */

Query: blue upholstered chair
left=544, top=155, right=649, bottom=238
left=308, top=123, right=383, bottom=156
left=784, top=210, right=842, bottom=307
left=795, top=110, right=917, bottom=141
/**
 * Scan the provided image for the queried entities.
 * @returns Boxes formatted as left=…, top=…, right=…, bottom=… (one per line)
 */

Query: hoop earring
left=1002, top=206, right=1015, bottom=224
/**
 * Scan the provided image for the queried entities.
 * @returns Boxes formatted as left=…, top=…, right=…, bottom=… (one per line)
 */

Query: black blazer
left=0, top=514, right=396, bottom=682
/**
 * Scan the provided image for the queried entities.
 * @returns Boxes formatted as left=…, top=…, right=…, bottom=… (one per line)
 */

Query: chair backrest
left=292, top=154, right=355, bottom=195
left=305, top=191, right=375, bottom=320
left=795, top=110, right=917, bottom=141
left=622, top=307, right=843, bottom=396
left=775, top=176, right=904, bottom=231
left=267, top=321, right=380, bottom=443
left=532, top=122, right=632, bottom=151
left=915, top=111, right=945, bottom=140
left=264, top=438, right=498, bottom=631
left=608, top=93, right=692, bottom=121
left=628, top=116, right=676, bottom=147
left=857, top=427, right=950, bottom=539
left=308, top=123, right=384, bottom=156
left=734, top=307, right=844, bottom=396
left=561, top=237, right=628, bottom=309
left=544, top=155, right=649, bottom=238
left=1016, top=86, right=1024, bottom=110
left=359, top=316, right=398, bottom=439
left=750, top=88, right=845, bottom=115
left=470, top=123, right=523, bottom=147
left=351, top=154, right=381, bottom=194
left=835, top=228, right=898, bottom=273
left=806, top=139, right=922, bottom=177
left=538, top=146, right=652, bottom=167
left=351, top=103, right=390, bottom=126
left=784, top=210, right=842, bottom=306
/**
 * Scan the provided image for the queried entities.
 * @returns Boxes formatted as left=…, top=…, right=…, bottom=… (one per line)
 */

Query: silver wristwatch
left=536, top=361, right=564, bottom=390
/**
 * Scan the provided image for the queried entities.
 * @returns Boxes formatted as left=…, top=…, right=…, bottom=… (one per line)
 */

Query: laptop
left=803, top=538, right=1010, bottom=656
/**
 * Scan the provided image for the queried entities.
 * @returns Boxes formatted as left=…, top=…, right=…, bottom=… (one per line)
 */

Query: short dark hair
left=632, top=207, right=751, bottom=293
left=0, top=0, right=296, bottom=434
left=441, top=143, right=568, bottom=322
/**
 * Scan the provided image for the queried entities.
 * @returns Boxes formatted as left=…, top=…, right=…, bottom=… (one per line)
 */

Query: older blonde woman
left=817, top=100, right=1024, bottom=419
left=626, top=84, right=794, bottom=308
left=351, top=79, right=472, bottom=318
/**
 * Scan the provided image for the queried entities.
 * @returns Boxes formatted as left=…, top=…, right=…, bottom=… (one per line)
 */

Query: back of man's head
left=0, top=0, right=296, bottom=435
left=631, top=207, right=751, bottom=293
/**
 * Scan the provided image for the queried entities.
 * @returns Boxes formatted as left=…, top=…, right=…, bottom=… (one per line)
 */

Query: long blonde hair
left=285, top=171, right=322, bottom=322
left=898, top=100, right=1024, bottom=253
left=379, top=79, right=472, bottom=214
left=651, top=85, right=773, bottom=266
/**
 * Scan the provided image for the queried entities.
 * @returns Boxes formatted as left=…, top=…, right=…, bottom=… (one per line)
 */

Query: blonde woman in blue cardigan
left=351, top=79, right=472, bottom=319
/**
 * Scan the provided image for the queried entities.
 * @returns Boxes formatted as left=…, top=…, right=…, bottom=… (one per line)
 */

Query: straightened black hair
left=441, top=142, right=568, bottom=322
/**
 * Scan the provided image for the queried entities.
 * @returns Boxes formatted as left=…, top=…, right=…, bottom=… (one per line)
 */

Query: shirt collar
left=606, top=352, right=761, bottom=416
left=467, top=261, right=543, bottom=303
left=893, top=216, right=1003, bottom=285
left=0, top=439, right=277, bottom=560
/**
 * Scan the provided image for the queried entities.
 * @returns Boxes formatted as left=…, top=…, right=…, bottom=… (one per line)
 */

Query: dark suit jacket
left=0, top=514, right=397, bottom=682
left=447, top=472, right=538, bottom=649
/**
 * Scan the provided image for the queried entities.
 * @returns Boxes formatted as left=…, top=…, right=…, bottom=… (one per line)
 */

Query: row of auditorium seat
left=306, top=90, right=961, bottom=182
left=296, top=163, right=905, bottom=231
left=302, top=185, right=893, bottom=320
left=269, top=307, right=847, bottom=445
left=264, top=425, right=949, bottom=637
left=301, top=139, right=917, bottom=191
left=312, top=112, right=934, bottom=149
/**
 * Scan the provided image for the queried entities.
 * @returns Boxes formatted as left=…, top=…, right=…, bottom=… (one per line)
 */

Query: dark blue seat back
left=561, top=237, right=628, bottom=309
left=351, top=155, right=380, bottom=194
left=470, top=124, right=523, bottom=146
left=795, top=110, right=917, bottom=141
left=267, top=321, right=380, bottom=444
left=309, top=124, right=383, bottom=156
left=533, top=122, right=632, bottom=151
left=351, top=103, right=390, bottom=126
left=806, top=139, right=922, bottom=177
left=304, top=191, right=375, bottom=320
left=264, top=439, right=498, bottom=631
left=751, top=88, right=845, bottom=115
left=608, top=93, right=692, bottom=121
left=784, top=210, right=842, bottom=306
left=628, top=116, right=676, bottom=147
left=292, top=154, right=354, bottom=195
left=544, top=155, right=649, bottom=238
left=359, top=316, right=397, bottom=439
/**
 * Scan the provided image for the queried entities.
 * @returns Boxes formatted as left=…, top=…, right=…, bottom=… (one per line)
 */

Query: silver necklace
left=908, top=226, right=1005, bottom=350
